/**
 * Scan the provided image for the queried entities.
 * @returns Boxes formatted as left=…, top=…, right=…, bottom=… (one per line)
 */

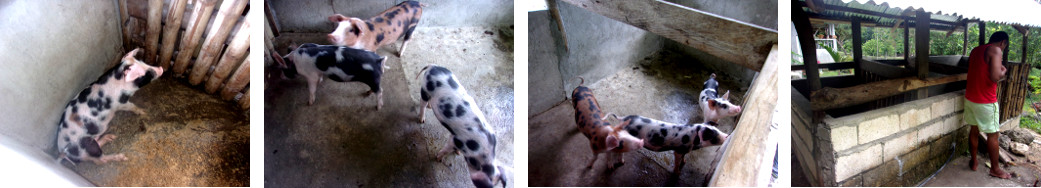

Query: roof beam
left=560, top=0, right=777, bottom=71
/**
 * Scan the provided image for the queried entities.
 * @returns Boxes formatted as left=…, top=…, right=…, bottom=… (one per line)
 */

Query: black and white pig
left=571, top=77, right=644, bottom=170
left=417, top=65, right=509, bottom=188
left=272, top=43, right=387, bottom=109
left=699, top=73, right=742, bottom=123
left=56, top=48, right=164, bottom=165
left=610, top=114, right=728, bottom=175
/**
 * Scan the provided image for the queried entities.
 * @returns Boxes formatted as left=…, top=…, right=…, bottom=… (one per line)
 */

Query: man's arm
left=988, top=45, right=1007, bottom=82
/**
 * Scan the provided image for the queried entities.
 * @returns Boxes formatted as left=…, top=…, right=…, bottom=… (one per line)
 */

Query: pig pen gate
left=118, top=0, right=251, bottom=111
left=552, top=0, right=782, bottom=186
left=792, top=0, right=1041, bottom=186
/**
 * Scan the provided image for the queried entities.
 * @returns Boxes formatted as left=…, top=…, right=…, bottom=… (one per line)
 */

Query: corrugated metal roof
left=833, top=0, right=1041, bottom=27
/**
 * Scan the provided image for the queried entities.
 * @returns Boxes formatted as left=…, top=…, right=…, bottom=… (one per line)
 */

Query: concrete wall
left=0, top=0, right=124, bottom=152
left=527, top=11, right=566, bottom=116
left=815, top=91, right=968, bottom=186
left=269, top=0, right=514, bottom=33
left=666, top=0, right=778, bottom=30
left=556, top=1, right=664, bottom=96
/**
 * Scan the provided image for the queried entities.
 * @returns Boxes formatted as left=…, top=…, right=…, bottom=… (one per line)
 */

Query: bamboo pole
left=206, top=9, right=252, bottom=93
left=173, top=0, right=217, bottom=76
left=190, top=0, right=248, bottom=85
left=158, top=0, right=190, bottom=69
left=221, top=58, right=250, bottom=100
left=144, top=0, right=163, bottom=64
left=239, top=89, right=250, bottom=110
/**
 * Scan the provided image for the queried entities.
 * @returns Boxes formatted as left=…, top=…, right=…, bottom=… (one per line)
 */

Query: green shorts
left=963, top=99, right=1000, bottom=133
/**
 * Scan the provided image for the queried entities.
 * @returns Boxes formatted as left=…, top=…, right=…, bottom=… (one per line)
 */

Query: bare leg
left=987, top=132, right=1011, bottom=179
left=969, top=126, right=979, bottom=171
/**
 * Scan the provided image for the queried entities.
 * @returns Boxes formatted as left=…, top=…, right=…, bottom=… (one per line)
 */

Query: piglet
left=610, top=114, right=728, bottom=175
left=272, top=43, right=386, bottom=109
left=417, top=65, right=509, bottom=188
left=328, top=1, right=424, bottom=56
left=699, top=73, right=741, bottom=123
left=571, top=77, right=644, bottom=170
left=56, top=48, right=164, bottom=165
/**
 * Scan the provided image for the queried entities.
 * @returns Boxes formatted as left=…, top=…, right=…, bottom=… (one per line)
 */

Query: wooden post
left=158, top=0, right=190, bottom=70
left=852, top=19, right=863, bottom=80
left=144, top=0, right=162, bottom=64
left=904, top=22, right=911, bottom=62
left=221, top=58, right=250, bottom=100
left=963, top=21, right=969, bottom=55
left=173, top=0, right=218, bottom=76
left=119, top=0, right=131, bottom=49
left=547, top=0, right=569, bottom=52
left=979, top=20, right=987, bottom=47
left=708, top=45, right=780, bottom=186
left=206, top=9, right=252, bottom=93
left=1020, top=27, right=1029, bottom=63
left=189, top=0, right=248, bottom=85
left=915, top=10, right=930, bottom=99
left=793, top=1, right=820, bottom=91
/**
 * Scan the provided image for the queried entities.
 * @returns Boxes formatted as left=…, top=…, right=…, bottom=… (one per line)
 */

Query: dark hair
left=989, top=31, right=1009, bottom=44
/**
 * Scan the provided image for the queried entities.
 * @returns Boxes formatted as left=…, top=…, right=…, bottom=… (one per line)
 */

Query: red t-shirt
left=966, top=43, right=998, bottom=104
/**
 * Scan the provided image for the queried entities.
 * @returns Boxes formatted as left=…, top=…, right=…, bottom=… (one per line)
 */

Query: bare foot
left=989, top=168, right=1011, bottom=179
left=970, top=158, right=978, bottom=171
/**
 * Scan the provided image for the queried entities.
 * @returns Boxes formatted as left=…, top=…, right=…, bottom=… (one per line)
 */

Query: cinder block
left=901, top=145, right=931, bottom=171
left=859, top=115, right=899, bottom=144
left=835, top=144, right=883, bottom=182
left=863, top=158, right=900, bottom=187
left=930, top=134, right=954, bottom=158
left=932, top=96, right=954, bottom=117
left=838, top=174, right=863, bottom=187
left=832, top=125, right=858, bottom=152
left=918, top=120, right=945, bottom=144
left=900, top=108, right=930, bottom=130
left=883, top=132, right=917, bottom=162
left=944, top=115, right=962, bottom=134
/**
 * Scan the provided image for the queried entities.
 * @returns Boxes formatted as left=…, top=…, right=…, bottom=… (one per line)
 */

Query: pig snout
left=730, top=106, right=742, bottom=115
left=617, top=134, right=644, bottom=152
left=154, top=66, right=165, bottom=77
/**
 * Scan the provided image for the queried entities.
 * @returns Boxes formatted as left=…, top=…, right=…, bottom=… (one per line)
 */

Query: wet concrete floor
left=265, top=26, right=514, bottom=187
left=923, top=127, right=1041, bottom=187
left=528, top=50, right=748, bottom=186
left=70, top=76, right=250, bottom=186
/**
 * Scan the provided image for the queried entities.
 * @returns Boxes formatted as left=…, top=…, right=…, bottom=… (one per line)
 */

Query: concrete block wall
left=269, top=0, right=514, bottom=33
left=820, top=91, right=967, bottom=186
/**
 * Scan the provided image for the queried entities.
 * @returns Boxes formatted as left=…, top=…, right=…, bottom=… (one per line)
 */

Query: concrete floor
left=922, top=127, right=1041, bottom=187
left=528, top=50, right=748, bottom=186
left=265, top=26, right=514, bottom=187
left=70, top=76, right=250, bottom=186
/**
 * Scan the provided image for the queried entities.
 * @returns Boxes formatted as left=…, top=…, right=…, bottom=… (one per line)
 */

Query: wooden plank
left=119, top=0, right=132, bottom=49
left=173, top=0, right=218, bottom=76
left=239, top=89, right=250, bottom=110
left=810, top=74, right=967, bottom=110
left=158, top=0, right=190, bottom=70
left=206, top=9, right=252, bottom=93
left=915, top=10, right=931, bottom=99
left=852, top=19, right=864, bottom=81
left=144, top=0, right=162, bottom=64
left=221, top=58, right=250, bottom=100
left=861, top=59, right=912, bottom=78
left=794, top=1, right=820, bottom=91
left=264, top=1, right=279, bottom=37
left=189, top=0, right=248, bottom=85
left=979, top=20, right=987, bottom=48
left=963, top=21, right=969, bottom=55
left=561, top=0, right=777, bottom=71
left=791, top=62, right=856, bottom=71
left=905, top=23, right=911, bottom=61
left=708, top=45, right=779, bottom=186
left=548, top=0, right=569, bottom=52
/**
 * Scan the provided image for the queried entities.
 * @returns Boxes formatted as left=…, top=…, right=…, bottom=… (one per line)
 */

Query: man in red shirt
left=964, top=31, right=1010, bottom=179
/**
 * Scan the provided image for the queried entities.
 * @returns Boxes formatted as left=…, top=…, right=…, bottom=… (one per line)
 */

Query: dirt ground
left=528, top=50, right=749, bottom=186
left=922, top=127, right=1041, bottom=187
left=69, top=76, right=250, bottom=186
left=264, top=26, right=514, bottom=187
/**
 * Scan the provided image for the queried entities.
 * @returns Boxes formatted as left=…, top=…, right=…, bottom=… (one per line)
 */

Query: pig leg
left=436, top=141, right=458, bottom=163
left=586, top=152, right=600, bottom=169
left=96, top=134, right=117, bottom=146
left=304, top=73, right=321, bottom=105
left=117, top=102, right=147, bottom=115
left=399, top=26, right=417, bottom=56
left=672, top=152, right=686, bottom=174
left=89, top=154, right=128, bottom=164
left=418, top=100, right=429, bottom=123
left=377, top=90, right=383, bottom=110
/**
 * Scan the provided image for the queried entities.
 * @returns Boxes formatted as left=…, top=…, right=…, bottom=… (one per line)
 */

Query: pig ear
left=350, top=18, right=366, bottom=35
left=706, top=99, right=717, bottom=109
left=605, top=135, right=620, bottom=149
left=124, top=63, right=147, bottom=82
left=328, top=14, right=348, bottom=23
left=722, top=90, right=731, bottom=100
left=122, top=48, right=142, bottom=65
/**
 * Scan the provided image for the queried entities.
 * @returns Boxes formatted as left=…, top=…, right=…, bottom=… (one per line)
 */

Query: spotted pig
left=417, top=65, right=508, bottom=188
left=571, top=77, right=644, bottom=169
left=699, top=73, right=741, bottom=123
left=56, top=48, right=164, bottom=165
left=612, top=114, right=728, bottom=174
left=328, top=1, right=424, bottom=56
left=273, top=43, right=386, bottom=109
